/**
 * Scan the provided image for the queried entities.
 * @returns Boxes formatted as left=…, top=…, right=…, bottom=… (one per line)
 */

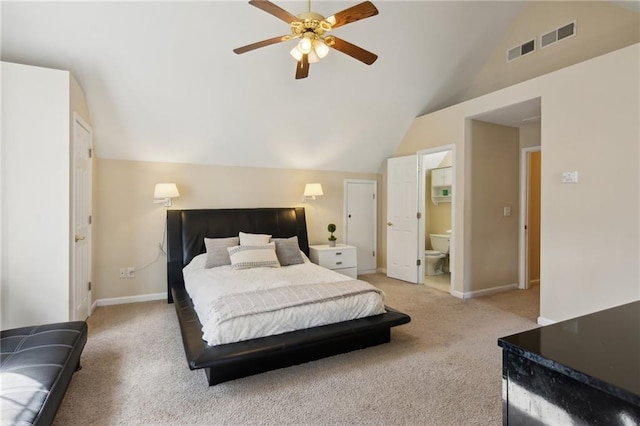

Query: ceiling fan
left=233, top=0, right=379, bottom=79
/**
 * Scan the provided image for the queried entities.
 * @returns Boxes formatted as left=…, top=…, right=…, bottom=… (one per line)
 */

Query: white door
left=345, top=180, right=377, bottom=274
left=73, top=114, right=92, bottom=321
left=386, top=155, right=419, bottom=283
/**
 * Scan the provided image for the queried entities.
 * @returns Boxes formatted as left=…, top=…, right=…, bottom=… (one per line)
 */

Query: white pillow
left=227, top=243, right=281, bottom=270
left=239, top=231, right=271, bottom=245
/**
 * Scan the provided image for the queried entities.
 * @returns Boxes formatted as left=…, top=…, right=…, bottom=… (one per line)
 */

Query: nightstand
left=309, top=244, right=358, bottom=278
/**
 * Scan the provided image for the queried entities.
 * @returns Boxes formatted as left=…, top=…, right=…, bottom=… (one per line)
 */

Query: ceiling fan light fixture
left=313, top=39, right=329, bottom=58
left=308, top=49, right=320, bottom=63
left=298, top=37, right=312, bottom=54
left=290, top=46, right=303, bottom=61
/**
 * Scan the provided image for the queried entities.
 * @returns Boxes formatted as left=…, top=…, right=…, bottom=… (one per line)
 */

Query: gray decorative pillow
left=204, top=237, right=239, bottom=268
left=227, top=243, right=280, bottom=270
left=272, top=236, right=304, bottom=266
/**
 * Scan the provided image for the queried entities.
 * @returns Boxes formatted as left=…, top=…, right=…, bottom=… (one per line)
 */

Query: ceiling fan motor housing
left=291, top=12, right=332, bottom=38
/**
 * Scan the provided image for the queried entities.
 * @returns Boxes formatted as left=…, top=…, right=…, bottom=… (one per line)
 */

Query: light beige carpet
left=54, top=274, right=539, bottom=426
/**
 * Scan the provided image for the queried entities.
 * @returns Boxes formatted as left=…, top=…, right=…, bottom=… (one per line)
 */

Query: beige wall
left=391, top=43, right=640, bottom=321
left=468, top=121, right=520, bottom=292
left=520, top=122, right=541, bottom=149
left=93, top=159, right=378, bottom=301
left=459, top=1, right=640, bottom=103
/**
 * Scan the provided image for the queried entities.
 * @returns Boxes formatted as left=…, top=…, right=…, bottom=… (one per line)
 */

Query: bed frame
left=167, top=207, right=411, bottom=386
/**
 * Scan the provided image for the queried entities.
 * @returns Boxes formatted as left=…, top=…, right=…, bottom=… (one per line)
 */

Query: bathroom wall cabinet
left=431, top=167, right=452, bottom=205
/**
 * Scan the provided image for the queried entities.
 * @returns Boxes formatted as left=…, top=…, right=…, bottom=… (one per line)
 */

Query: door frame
left=518, top=146, right=541, bottom=290
left=417, top=145, right=456, bottom=290
left=344, top=179, right=377, bottom=274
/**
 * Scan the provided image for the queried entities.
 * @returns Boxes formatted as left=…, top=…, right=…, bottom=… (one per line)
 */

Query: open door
left=386, top=155, right=419, bottom=283
left=73, top=113, right=92, bottom=321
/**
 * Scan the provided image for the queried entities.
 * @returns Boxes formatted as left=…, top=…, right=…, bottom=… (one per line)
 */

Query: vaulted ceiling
left=1, top=1, right=528, bottom=173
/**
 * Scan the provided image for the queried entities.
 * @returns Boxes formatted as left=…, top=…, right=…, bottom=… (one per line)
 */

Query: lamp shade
left=303, top=183, right=324, bottom=197
left=154, top=183, right=180, bottom=199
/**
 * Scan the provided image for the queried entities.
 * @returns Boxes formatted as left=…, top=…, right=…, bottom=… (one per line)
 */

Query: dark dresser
left=498, top=301, right=640, bottom=425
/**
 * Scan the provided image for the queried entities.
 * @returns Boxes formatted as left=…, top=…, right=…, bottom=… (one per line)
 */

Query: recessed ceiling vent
left=541, top=22, right=576, bottom=48
left=507, top=39, right=535, bottom=62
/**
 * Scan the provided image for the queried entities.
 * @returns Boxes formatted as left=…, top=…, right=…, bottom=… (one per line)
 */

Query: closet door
left=345, top=180, right=377, bottom=274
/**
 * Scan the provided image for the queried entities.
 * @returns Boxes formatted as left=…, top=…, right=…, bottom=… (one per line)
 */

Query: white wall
left=1, top=62, right=71, bottom=328
left=391, top=44, right=640, bottom=322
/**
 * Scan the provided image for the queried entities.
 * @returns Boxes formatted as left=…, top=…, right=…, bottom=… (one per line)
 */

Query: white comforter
left=183, top=254, right=386, bottom=346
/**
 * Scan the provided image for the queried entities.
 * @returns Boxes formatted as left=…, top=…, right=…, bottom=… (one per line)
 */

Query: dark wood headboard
left=166, top=208, right=309, bottom=303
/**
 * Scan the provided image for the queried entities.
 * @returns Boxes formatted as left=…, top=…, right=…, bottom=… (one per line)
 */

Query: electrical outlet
left=127, top=267, right=135, bottom=278
left=119, top=268, right=126, bottom=278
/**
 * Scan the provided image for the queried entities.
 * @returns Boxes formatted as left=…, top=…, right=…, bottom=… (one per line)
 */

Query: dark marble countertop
left=498, top=301, right=640, bottom=406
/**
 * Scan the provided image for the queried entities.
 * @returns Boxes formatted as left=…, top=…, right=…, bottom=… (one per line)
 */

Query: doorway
left=385, top=148, right=456, bottom=288
left=418, top=147, right=455, bottom=293
left=519, top=147, right=541, bottom=289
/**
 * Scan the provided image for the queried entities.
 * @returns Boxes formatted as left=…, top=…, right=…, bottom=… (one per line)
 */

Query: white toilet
left=425, top=234, right=450, bottom=276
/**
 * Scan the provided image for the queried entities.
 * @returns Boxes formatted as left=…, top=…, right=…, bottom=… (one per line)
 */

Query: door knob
left=75, top=235, right=85, bottom=242
left=387, top=222, right=393, bottom=226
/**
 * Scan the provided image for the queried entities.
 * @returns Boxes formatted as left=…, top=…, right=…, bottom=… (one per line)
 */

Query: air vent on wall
left=541, top=21, right=576, bottom=48
left=507, top=39, right=535, bottom=62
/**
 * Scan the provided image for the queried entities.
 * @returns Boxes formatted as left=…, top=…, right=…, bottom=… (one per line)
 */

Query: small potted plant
left=327, top=223, right=337, bottom=247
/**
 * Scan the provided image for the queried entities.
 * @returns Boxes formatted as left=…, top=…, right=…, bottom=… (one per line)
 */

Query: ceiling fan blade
left=326, top=1, right=379, bottom=29
left=249, top=0, right=298, bottom=24
left=295, top=54, right=309, bottom=79
left=233, top=35, right=291, bottom=54
left=329, top=37, right=378, bottom=65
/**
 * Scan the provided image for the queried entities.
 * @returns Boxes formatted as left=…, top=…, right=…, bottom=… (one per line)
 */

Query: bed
left=167, top=207, right=411, bottom=386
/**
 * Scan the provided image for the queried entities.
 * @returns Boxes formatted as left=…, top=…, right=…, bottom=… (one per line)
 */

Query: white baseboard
left=95, top=292, right=166, bottom=307
left=537, top=316, right=556, bottom=326
left=450, top=290, right=464, bottom=299
left=451, top=283, right=519, bottom=299
left=90, top=300, right=98, bottom=314
left=358, top=269, right=377, bottom=275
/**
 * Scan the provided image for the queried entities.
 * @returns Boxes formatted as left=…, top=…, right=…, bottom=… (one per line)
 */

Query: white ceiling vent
left=541, top=22, right=576, bottom=48
left=507, top=39, right=535, bottom=62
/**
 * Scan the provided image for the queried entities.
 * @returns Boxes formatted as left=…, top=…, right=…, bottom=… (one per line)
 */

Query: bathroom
left=423, top=150, right=452, bottom=292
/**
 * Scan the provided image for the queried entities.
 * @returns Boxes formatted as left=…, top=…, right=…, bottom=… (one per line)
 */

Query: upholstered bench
left=1, top=321, right=87, bottom=426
